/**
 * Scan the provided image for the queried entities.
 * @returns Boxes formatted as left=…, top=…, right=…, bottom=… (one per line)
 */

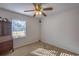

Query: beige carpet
left=6, top=41, right=78, bottom=56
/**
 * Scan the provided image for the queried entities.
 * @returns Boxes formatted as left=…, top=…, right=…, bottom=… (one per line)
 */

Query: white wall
left=0, top=8, right=40, bottom=48
left=41, top=7, right=79, bottom=54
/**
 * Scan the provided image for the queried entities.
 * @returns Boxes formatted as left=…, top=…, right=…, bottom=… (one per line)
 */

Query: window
left=12, top=20, right=26, bottom=38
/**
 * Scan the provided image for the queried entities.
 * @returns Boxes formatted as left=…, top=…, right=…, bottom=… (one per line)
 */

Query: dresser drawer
left=0, top=40, right=13, bottom=54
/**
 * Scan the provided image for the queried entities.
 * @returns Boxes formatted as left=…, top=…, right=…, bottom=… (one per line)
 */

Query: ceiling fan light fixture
left=35, top=11, right=42, bottom=16
left=24, top=3, right=53, bottom=17
left=39, top=11, right=42, bottom=15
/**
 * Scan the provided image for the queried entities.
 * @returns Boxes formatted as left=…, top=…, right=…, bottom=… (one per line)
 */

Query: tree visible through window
left=12, top=20, right=26, bottom=38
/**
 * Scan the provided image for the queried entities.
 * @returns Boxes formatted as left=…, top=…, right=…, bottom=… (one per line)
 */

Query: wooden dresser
left=0, top=36, right=13, bottom=55
left=0, top=18, right=13, bottom=55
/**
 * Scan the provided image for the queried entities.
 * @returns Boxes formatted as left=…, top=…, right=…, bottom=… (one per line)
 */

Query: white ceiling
left=0, top=3, right=79, bottom=17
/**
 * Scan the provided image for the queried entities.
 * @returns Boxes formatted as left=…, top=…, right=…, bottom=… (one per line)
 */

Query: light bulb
left=39, top=12, right=42, bottom=15
left=36, top=12, right=39, bottom=15
left=35, top=11, right=42, bottom=16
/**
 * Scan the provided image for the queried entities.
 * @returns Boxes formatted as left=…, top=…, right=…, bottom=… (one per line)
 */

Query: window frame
left=12, top=19, right=26, bottom=39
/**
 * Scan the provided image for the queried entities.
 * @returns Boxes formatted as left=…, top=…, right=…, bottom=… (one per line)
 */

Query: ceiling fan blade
left=33, top=3, right=41, bottom=6
left=33, top=3, right=42, bottom=10
left=33, top=3, right=36, bottom=7
left=43, top=7, right=53, bottom=11
left=33, top=3, right=37, bottom=10
left=24, top=10, right=34, bottom=12
left=42, top=12, right=47, bottom=16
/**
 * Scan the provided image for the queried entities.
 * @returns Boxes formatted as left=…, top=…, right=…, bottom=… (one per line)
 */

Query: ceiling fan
left=24, top=3, right=53, bottom=17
